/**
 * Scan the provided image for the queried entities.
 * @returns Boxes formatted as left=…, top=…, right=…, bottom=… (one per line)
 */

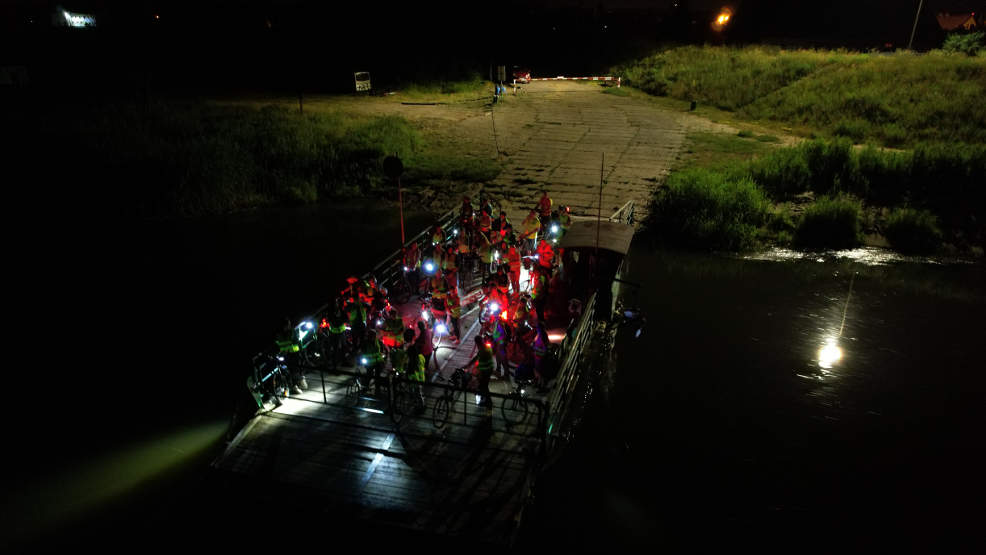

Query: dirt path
left=386, top=80, right=735, bottom=221
left=478, top=81, right=739, bottom=221
left=267, top=81, right=739, bottom=220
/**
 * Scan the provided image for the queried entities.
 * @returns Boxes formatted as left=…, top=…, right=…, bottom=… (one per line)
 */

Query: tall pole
left=398, top=175, right=405, bottom=244
left=908, top=0, right=924, bottom=50
left=596, top=152, right=604, bottom=256
left=491, top=102, right=500, bottom=158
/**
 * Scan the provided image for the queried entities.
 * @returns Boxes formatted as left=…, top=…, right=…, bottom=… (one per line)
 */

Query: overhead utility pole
left=908, top=0, right=925, bottom=50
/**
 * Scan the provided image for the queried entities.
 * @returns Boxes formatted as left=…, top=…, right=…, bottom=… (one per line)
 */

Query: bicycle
left=501, top=376, right=534, bottom=426
left=432, top=367, right=469, bottom=428
left=389, top=369, right=425, bottom=424
left=345, top=360, right=373, bottom=406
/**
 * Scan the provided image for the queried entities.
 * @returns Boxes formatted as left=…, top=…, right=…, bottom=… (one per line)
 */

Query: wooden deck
left=212, top=289, right=551, bottom=545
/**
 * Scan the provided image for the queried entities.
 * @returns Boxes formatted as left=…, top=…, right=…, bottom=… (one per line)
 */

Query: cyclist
left=466, top=336, right=495, bottom=417
left=405, top=329, right=426, bottom=410
left=361, top=329, right=386, bottom=395
left=275, top=316, right=305, bottom=395
left=447, top=287, right=462, bottom=343
left=324, top=299, right=348, bottom=368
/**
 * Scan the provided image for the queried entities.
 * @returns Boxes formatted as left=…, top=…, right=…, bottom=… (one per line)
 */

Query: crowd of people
left=276, top=189, right=577, bottom=406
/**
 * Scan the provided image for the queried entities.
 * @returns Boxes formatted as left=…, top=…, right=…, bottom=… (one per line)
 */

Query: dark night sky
left=1, top=0, right=982, bottom=91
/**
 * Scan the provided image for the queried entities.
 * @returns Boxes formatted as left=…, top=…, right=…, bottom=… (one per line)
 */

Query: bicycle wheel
left=390, top=382, right=408, bottom=423
left=433, top=395, right=451, bottom=428
left=300, top=339, right=324, bottom=369
left=500, top=393, right=529, bottom=426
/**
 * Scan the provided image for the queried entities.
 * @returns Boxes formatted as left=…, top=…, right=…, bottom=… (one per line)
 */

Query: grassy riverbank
left=614, top=46, right=986, bottom=148
left=647, top=136, right=986, bottom=254
left=9, top=82, right=498, bottom=220
left=617, top=45, right=986, bottom=254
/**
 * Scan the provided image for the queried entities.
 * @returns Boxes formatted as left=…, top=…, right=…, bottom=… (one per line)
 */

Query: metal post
left=596, top=152, right=604, bottom=256
left=491, top=104, right=501, bottom=158
left=321, top=368, right=327, bottom=404
left=398, top=175, right=405, bottom=244
left=908, top=0, right=924, bottom=50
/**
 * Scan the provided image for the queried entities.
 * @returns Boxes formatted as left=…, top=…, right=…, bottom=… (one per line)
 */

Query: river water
left=6, top=205, right=984, bottom=551
left=521, top=246, right=986, bottom=551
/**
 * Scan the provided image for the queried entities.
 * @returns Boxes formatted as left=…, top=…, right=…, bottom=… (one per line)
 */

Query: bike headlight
left=533, top=254, right=539, bottom=260
left=489, top=302, right=499, bottom=313
left=436, top=323, right=448, bottom=334
left=421, top=310, right=430, bottom=321
left=403, top=266, right=409, bottom=272
left=494, top=251, right=500, bottom=260
left=376, top=319, right=383, bottom=326
left=551, top=224, right=559, bottom=234
left=425, top=262, right=435, bottom=273
left=453, top=228, right=458, bottom=236
left=360, top=357, right=368, bottom=366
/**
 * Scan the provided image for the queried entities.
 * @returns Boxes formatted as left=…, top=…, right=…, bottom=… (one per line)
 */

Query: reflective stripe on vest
left=276, top=339, right=299, bottom=353
left=412, top=354, right=426, bottom=381
left=364, top=340, right=384, bottom=363
left=477, top=350, right=494, bottom=375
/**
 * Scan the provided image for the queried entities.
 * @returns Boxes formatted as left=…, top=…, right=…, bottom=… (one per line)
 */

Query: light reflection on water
left=741, top=246, right=975, bottom=267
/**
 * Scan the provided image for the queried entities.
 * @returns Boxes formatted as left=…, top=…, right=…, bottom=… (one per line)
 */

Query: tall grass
left=646, top=168, right=769, bottom=251
left=884, top=208, right=943, bottom=254
left=662, top=136, right=985, bottom=251
left=24, top=101, right=497, bottom=219
left=794, top=194, right=863, bottom=249
left=614, top=46, right=986, bottom=147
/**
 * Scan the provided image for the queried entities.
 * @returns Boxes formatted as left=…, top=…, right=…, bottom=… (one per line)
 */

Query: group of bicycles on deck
left=248, top=190, right=571, bottom=428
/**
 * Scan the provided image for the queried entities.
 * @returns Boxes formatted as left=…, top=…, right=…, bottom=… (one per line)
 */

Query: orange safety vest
left=507, top=247, right=521, bottom=273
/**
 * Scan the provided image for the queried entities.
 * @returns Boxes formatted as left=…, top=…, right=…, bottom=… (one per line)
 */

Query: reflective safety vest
left=507, top=247, right=521, bottom=273
left=348, top=302, right=367, bottom=325
left=276, top=337, right=300, bottom=353
left=328, top=314, right=347, bottom=335
left=476, top=347, right=494, bottom=377
left=521, top=214, right=540, bottom=239
left=448, top=296, right=462, bottom=318
left=478, top=239, right=493, bottom=264
left=560, top=211, right=572, bottom=232
left=363, top=337, right=385, bottom=364
left=383, top=317, right=405, bottom=346
left=492, top=321, right=509, bottom=346
left=512, top=301, right=529, bottom=324
left=430, top=276, right=448, bottom=299
left=404, top=247, right=421, bottom=269
left=442, top=252, right=457, bottom=272
left=532, top=272, right=548, bottom=300
left=390, top=348, right=408, bottom=373
left=411, top=353, right=426, bottom=382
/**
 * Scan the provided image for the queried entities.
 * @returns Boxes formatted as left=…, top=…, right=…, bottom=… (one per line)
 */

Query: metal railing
left=609, top=199, right=635, bottom=226
left=248, top=197, right=636, bottom=446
